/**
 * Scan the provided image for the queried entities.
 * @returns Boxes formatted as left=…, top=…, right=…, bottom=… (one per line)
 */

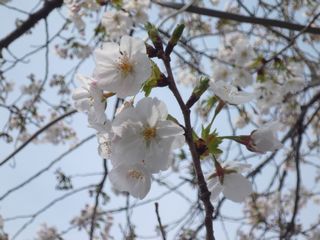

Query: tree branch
left=155, top=202, right=166, bottom=240
left=0, top=109, right=77, bottom=167
left=0, top=0, right=64, bottom=52
left=153, top=1, right=320, bottom=35
left=161, top=53, right=215, bottom=240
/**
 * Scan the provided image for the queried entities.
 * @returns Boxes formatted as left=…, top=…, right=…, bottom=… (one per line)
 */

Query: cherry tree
left=0, top=0, right=320, bottom=239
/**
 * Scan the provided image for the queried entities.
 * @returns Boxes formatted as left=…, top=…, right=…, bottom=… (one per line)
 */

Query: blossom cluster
left=72, top=35, right=184, bottom=199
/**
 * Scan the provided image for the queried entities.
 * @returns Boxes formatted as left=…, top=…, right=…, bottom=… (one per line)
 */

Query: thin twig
left=89, top=158, right=108, bottom=240
left=155, top=202, right=166, bottom=240
left=0, top=109, right=77, bottom=167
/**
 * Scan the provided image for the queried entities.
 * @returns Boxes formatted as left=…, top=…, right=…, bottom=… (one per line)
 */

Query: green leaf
left=206, top=130, right=223, bottom=155
left=142, top=61, right=161, bottom=96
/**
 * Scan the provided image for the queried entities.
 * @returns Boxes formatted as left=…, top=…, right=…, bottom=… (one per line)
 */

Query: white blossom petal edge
left=210, top=80, right=256, bottom=104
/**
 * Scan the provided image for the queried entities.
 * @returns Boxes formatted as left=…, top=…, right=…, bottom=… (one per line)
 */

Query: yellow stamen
left=117, top=53, right=134, bottom=76
left=127, top=169, right=144, bottom=180
left=142, top=127, right=156, bottom=141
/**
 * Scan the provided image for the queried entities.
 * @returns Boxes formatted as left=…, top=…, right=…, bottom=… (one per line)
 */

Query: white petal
left=109, top=163, right=152, bottom=199
left=72, top=88, right=90, bottom=100
left=120, top=36, right=146, bottom=58
left=145, top=139, right=172, bottom=173
left=135, top=97, right=159, bottom=126
left=224, top=161, right=251, bottom=173
left=207, top=177, right=223, bottom=202
left=95, top=42, right=120, bottom=64
left=133, top=52, right=152, bottom=83
left=156, top=120, right=184, bottom=138
left=222, top=173, right=252, bottom=203
left=111, top=125, right=146, bottom=167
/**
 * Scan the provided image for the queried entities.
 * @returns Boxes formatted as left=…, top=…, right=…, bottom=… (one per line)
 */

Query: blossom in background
left=101, top=11, right=133, bottom=39
left=109, top=162, right=152, bottom=199
left=64, top=0, right=99, bottom=34
left=207, top=161, right=252, bottom=203
left=35, top=224, right=59, bottom=240
left=232, top=68, right=253, bottom=88
left=210, top=80, right=256, bottom=104
left=246, top=122, right=283, bottom=153
left=111, top=97, right=184, bottom=173
left=93, top=35, right=152, bottom=98
left=177, top=68, right=199, bottom=88
left=232, top=38, right=255, bottom=66
left=123, top=0, right=150, bottom=24
left=71, top=204, right=103, bottom=230
left=212, top=63, right=232, bottom=82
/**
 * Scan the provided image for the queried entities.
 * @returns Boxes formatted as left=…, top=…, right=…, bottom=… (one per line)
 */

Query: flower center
left=127, top=169, right=144, bottom=180
left=117, top=53, right=134, bottom=76
left=142, top=127, right=156, bottom=141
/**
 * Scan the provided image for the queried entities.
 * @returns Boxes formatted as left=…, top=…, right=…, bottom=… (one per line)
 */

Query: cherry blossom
left=123, top=0, right=150, bottom=24
left=72, top=75, right=107, bottom=127
left=109, top=162, right=152, bottom=199
left=35, top=224, right=59, bottom=240
left=101, top=11, right=133, bottom=39
left=210, top=80, right=256, bottom=104
left=207, top=161, right=252, bottom=203
left=111, top=97, right=184, bottom=173
left=247, top=122, right=283, bottom=153
left=93, top=35, right=152, bottom=98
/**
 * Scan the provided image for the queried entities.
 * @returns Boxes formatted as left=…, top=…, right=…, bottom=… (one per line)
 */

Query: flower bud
left=165, top=24, right=185, bottom=56
left=145, top=22, right=163, bottom=52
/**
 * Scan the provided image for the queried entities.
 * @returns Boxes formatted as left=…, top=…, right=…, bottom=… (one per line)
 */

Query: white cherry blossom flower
left=72, top=75, right=107, bottom=126
left=254, top=81, right=284, bottom=113
left=101, top=11, right=133, bottom=39
left=232, top=38, right=255, bottom=66
left=247, top=122, right=283, bottom=153
left=210, top=80, right=256, bottom=104
left=109, top=162, right=152, bottom=199
left=207, top=161, right=252, bottom=203
left=177, top=68, right=199, bottom=88
left=283, top=77, right=305, bottom=94
left=71, top=204, right=103, bottom=230
left=212, top=63, right=232, bottom=82
left=94, top=36, right=152, bottom=98
left=111, top=97, right=184, bottom=173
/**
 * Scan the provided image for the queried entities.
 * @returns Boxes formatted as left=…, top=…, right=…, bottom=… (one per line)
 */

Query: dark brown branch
left=89, top=158, right=108, bottom=240
left=153, top=1, right=320, bottom=35
left=161, top=53, right=215, bottom=240
left=155, top=202, right=166, bottom=240
left=0, top=109, right=77, bottom=167
left=0, top=0, right=64, bottom=52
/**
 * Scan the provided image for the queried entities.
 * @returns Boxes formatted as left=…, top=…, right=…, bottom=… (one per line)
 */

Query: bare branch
left=0, top=109, right=77, bottom=167
left=153, top=1, right=320, bottom=35
left=155, top=202, right=166, bottom=240
left=0, top=0, right=64, bottom=52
